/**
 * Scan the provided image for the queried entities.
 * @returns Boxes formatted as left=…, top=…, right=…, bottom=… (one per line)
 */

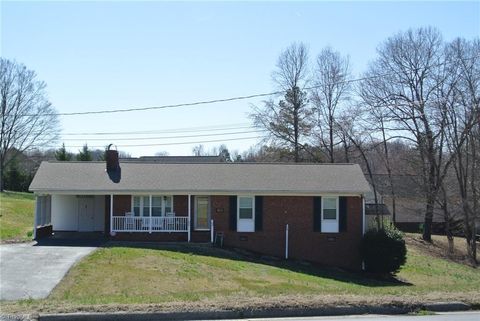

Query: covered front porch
left=33, top=192, right=216, bottom=243
left=107, top=194, right=213, bottom=242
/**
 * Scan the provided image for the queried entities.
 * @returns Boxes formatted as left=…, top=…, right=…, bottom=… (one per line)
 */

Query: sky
left=1, top=1, right=479, bottom=157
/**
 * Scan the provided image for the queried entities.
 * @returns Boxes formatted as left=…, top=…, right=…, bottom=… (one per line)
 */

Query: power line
left=61, top=123, right=253, bottom=136
left=61, top=135, right=264, bottom=149
left=39, top=129, right=264, bottom=142
left=14, top=53, right=480, bottom=118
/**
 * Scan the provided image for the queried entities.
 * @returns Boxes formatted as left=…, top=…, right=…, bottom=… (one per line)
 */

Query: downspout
left=187, top=194, right=191, bottom=242
left=285, top=224, right=289, bottom=259
left=362, top=194, right=366, bottom=271
left=362, top=195, right=366, bottom=235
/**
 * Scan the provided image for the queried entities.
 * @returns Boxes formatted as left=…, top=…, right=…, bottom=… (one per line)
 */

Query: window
left=323, top=197, right=337, bottom=220
left=132, top=195, right=173, bottom=217
left=165, top=196, right=172, bottom=215
left=237, top=196, right=255, bottom=232
left=152, top=196, right=162, bottom=216
left=142, top=196, right=150, bottom=217
left=322, top=197, right=338, bottom=233
left=133, top=196, right=141, bottom=216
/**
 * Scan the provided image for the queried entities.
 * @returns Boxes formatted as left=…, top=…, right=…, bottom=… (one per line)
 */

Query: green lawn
left=0, top=191, right=35, bottom=242
left=2, top=239, right=479, bottom=314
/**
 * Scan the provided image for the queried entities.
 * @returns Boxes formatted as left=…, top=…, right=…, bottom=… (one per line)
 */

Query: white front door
left=78, top=197, right=95, bottom=232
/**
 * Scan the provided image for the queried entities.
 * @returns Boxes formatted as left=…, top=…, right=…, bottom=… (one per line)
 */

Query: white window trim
left=131, top=195, right=174, bottom=217
left=321, top=196, right=339, bottom=233
left=237, top=195, right=255, bottom=233
left=194, top=196, right=211, bottom=231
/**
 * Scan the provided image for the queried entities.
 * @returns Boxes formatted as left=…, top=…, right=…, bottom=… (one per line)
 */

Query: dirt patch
left=405, top=233, right=478, bottom=267
left=2, top=292, right=480, bottom=315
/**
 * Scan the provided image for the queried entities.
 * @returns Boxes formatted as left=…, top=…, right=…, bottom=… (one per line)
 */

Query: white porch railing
left=112, top=216, right=188, bottom=232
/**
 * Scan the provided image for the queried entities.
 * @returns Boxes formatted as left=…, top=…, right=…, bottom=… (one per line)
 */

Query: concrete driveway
left=0, top=241, right=98, bottom=301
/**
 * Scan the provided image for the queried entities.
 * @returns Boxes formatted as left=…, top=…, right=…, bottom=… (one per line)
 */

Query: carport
left=33, top=194, right=106, bottom=238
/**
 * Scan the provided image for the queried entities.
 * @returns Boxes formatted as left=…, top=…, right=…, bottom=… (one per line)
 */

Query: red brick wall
left=210, top=195, right=363, bottom=270
left=173, top=195, right=188, bottom=216
left=104, top=194, right=364, bottom=270
left=111, top=232, right=187, bottom=242
left=104, top=195, right=132, bottom=234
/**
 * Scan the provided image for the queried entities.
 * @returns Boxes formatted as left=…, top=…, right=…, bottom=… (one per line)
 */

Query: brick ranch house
left=29, top=151, right=371, bottom=270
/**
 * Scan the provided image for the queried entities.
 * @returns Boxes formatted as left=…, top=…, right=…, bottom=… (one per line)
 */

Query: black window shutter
left=255, top=196, right=263, bottom=231
left=339, top=196, right=347, bottom=232
left=313, top=196, right=322, bottom=232
left=229, top=196, right=237, bottom=231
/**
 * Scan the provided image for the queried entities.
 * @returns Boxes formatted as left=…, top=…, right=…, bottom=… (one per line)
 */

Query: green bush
left=361, top=224, right=407, bottom=274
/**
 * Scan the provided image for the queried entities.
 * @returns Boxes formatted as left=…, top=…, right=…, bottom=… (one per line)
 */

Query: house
left=121, top=155, right=228, bottom=163
left=364, top=176, right=447, bottom=233
left=29, top=150, right=371, bottom=270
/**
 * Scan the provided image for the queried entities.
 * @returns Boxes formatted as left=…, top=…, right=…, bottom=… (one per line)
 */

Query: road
left=223, top=312, right=480, bottom=321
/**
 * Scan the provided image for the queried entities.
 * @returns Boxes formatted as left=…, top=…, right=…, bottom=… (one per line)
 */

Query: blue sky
left=2, top=1, right=479, bottom=157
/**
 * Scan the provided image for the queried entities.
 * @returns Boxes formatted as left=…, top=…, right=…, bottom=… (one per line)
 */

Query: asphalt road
left=0, top=242, right=97, bottom=300
left=224, top=312, right=480, bottom=321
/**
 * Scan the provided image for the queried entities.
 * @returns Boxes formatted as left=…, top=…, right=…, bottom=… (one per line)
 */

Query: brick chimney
left=106, top=144, right=119, bottom=172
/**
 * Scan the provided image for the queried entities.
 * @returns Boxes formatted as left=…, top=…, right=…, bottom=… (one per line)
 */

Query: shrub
left=361, top=224, right=407, bottom=274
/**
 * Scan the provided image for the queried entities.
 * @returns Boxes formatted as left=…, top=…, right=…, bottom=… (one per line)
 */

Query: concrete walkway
left=0, top=242, right=97, bottom=301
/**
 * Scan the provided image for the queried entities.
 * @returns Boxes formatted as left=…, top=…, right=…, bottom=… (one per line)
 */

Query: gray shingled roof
left=121, top=156, right=226, bottom=163
left=29, top=161, right=371, bottom=195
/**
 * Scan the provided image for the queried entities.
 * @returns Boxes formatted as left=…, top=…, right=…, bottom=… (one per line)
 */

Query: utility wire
left=60, top=135, right=263, bottom=149
left=61, top=124, right=253, bottom=136
left=37, top=129, right=265, bottom=142
left=15, top=54, right=480, bottom=118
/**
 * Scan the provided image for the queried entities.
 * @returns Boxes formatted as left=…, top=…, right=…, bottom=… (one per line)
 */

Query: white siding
left=93, top=195, right=105, bottom=231
left=52, top=195, right=78, bottom=231
left=51, top=194, right=105, bottom=232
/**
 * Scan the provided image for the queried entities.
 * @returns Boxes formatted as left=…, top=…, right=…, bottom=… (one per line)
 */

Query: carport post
left=110, top=194, right=113, bottom=234
left=33, top=195, right=40, bottom=240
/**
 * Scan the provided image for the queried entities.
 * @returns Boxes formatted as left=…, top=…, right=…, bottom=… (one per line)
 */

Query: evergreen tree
left=55, top=143, right=72, bottom=161
left=76, top=144, right=92, bottom=161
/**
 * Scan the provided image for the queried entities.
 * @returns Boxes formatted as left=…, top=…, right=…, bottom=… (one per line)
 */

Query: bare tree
left=0, top=58, right=59, bottom=191
left=359, top=27, right=455, bottom=241
left=443, top=38, right=480, bottom=264
left=251, top=43, right=312, bottom=162
left=311, top=47, right=351, bottom=163
left=336, top=107, right=382, bottom=229
left=192, top=144, right=206, bottom=156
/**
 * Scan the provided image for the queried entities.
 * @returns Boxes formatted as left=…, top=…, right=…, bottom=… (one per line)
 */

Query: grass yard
left=0, top=191, right=35, bottom=242
left=2, top=235, right=479, bottom=314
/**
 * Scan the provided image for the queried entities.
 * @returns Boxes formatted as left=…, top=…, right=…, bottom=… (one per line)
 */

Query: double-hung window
left=322, top=197, right=339, bottom=233
left=132, top=195, right=173, bottom=217
left=237, top=196, right=255, bottom=232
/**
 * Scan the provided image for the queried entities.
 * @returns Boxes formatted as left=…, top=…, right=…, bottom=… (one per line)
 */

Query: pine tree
left=55, top=143, right=72, bottom=161
left=76, top=144, right=92, bottom=161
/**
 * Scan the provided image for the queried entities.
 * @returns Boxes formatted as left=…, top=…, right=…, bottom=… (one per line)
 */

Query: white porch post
left=33, top=196, right=40, bottom=239
left=149, top=195, right=152, bottom=234
left=110, top=194, right=114, bottom=234
left=187, top=194, right=191, bottom=242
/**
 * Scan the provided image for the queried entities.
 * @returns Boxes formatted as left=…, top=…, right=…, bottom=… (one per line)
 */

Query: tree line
left=1, top=26, right=478, bottom=264
left=250, top=27, right=479, bottom=264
